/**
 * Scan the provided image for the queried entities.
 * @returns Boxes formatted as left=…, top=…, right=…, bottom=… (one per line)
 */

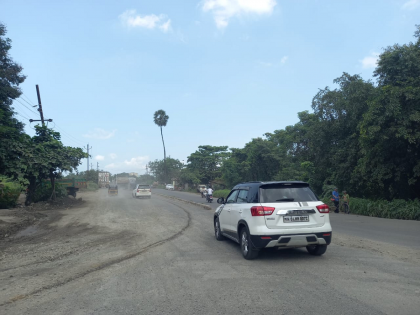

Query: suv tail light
left=137, top=189, right=140, bottom=192
left=251, top=206, right=275, bottom=216
left=316, top=204, right=330, bottom=213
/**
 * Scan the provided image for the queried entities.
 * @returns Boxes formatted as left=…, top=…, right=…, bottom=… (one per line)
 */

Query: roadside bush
left=213, top=189, right=230, bottom=199
left=87, top=182, right=98, bottom=191
left=350, top=198, right=420, bottom=220
left=0, top=186, right=21, bottom=208
left=33, top=183, right=67, bottom=202
left=321, top=196, right=420, bottom=220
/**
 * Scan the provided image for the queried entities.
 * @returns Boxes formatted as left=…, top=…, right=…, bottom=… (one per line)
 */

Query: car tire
left=306, top=244, right=327, bottom=256
left=214, top=218, right=225, bottom=241
left=240, top=227, right=259, bottom=260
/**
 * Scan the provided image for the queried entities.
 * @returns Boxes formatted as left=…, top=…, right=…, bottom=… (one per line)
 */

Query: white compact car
left=214, top=181, right=332, bottom=260
left=165, top=184, right=174, bottom=190
left=132, top=184, right=152, bottom=198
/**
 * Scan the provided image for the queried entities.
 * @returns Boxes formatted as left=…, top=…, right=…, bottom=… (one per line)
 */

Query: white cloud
left=360, top=52, right=379, bottom=69
left=119, top=10, right=171, bottom=32
left=105, top=163, right=117, bottom=169
left=202, top=0, right=277, bottom=29
left=110, top=153, right=117, bottom=160
left=124, top=156, right=149, bottom=169
left=257, top=55, right=288, bottom=68
left=160, top=19, right=172, bottom=32
left=83, top=128, right=116, bottom=140
left=95, top=155, right=105, bottom=161
left=402, top=0, right=420, bottom=10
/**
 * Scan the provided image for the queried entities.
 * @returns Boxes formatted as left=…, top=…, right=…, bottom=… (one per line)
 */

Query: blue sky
left=3, top=0, right=420, bottom=174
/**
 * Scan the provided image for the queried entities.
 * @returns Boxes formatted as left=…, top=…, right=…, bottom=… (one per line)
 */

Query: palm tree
left=153, top=110, right=169, bottom=182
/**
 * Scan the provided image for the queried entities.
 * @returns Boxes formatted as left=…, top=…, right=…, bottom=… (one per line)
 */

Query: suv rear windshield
left=259, top=184, right=318, bottom=203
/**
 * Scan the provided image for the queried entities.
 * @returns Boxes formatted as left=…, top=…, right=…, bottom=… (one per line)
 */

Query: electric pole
left=29, top=85, right=53, bottom=126
left=36, top=85, right=45, bottom=126
left=97, top=162, right=99, bottom=171
left=85, top=144, right=92, bottom=171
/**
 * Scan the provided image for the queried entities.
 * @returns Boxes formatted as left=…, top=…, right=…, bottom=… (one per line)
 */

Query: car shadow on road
left=258, top=247, right=315, bottom=261
left=221, top=238, right=317, bottom=261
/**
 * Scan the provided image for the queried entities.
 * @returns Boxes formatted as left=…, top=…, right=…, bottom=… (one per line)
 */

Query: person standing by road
left=332, top=188, right=340, bottom=213
left=342, top=191, right=350, bottom=214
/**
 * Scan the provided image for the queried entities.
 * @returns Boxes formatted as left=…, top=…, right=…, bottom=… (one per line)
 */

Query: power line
left=14, top=111, right=30, bottom=121
left=53, top=123, right=86, bottom=145
left=21, top=92, right=36, bottom=105
left=18, top=96, right=37, bottom=107
left=14, top=98, right=39, bottom=115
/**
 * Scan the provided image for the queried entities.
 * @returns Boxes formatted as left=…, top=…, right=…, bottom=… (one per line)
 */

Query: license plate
left=283, top=216, right=309, bottom=223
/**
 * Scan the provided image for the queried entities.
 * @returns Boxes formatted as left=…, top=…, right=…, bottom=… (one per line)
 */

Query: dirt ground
left=0, top=193, right=85, bottom=240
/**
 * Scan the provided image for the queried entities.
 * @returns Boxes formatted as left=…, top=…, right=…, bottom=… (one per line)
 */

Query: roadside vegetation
left=148, top=26, right=420, bottom=220
left=0, top=23, right=87, bottom=206
left=212, top=190, right=230, bottom=199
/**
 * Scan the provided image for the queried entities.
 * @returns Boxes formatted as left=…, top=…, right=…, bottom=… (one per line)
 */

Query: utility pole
left=36, top=85, right=45, bottom=126
left=85, top=144, right=92, bottom=171
left=97, top=162, right=99, bottom=172
left=146, top=165, right=149, bottom=175
left=29, top=85, right=53, bottom=126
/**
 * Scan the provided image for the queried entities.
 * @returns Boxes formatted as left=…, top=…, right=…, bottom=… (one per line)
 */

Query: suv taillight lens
left=316, top=204, right=330, bottom=213
left=251, top=206, right=275, bottom=216
left=137, top=189, right=140, bottom=192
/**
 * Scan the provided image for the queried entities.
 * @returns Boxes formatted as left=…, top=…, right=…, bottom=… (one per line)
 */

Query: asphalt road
left=0, top=189, right=419, bottom=314
left=156, top=189, right=420, bottom=249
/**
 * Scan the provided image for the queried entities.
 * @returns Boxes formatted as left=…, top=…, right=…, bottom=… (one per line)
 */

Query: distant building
left=129, top=172, right=138, bottom=177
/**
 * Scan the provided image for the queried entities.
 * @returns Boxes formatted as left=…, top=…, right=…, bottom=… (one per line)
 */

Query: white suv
left=214, top=181, right=332, bottom=260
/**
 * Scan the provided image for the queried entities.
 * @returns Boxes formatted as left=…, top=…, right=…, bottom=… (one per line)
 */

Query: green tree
left=357, top=25, right=420, bottom=199
left=153, top=109, right=169, bottom=182
left=148, top=157, right=182, bottom=184
left=187, top=145, right=229, bottom=185
left=23, top=126, right=87, bottom=204
left=0, top=22, right=27, bottom=177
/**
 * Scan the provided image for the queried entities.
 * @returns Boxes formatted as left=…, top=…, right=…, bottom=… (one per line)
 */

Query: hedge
left=322, top=197, right=420, bottom=220
left=213, top=189, right=230, bottom=199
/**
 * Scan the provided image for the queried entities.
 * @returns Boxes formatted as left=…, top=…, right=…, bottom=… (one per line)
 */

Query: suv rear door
left=259, top=183, right=326, bottom=230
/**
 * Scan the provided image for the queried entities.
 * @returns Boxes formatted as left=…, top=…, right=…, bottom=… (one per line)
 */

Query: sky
left=2, top=0, right=420, bottom=174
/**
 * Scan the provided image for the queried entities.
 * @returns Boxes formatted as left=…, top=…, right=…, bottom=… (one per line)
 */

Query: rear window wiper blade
left=275, top=198, right=295, bottom=201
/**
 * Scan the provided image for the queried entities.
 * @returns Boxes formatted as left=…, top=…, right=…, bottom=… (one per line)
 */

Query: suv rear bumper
left=250, top=232, right=332, bottom=249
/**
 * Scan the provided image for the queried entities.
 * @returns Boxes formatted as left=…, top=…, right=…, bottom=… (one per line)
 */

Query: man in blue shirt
left=332, top=188, right=340, bottom=213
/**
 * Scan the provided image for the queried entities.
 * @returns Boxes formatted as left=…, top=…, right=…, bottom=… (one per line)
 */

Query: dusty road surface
left=0, top=189, right=419, bottom=315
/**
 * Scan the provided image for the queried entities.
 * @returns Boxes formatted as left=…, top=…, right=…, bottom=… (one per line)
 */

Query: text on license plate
left=283, top=216, right=309, bottom=223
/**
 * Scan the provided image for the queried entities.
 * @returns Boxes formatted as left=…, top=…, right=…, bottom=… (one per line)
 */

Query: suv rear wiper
left=275, top=198, right=295, bottom=201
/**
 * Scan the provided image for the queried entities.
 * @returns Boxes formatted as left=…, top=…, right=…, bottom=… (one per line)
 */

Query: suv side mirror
left=217, top=197, right=225, bottom=204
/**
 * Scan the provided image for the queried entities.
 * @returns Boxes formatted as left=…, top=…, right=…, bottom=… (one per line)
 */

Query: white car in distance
left=165, top=184, right=174, bottom=190
left=132, top=184, right=152, bottom=199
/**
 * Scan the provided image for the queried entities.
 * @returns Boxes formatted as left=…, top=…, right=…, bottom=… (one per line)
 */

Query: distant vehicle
left=55, top=178, right=87, bottom=198
left=132, top=184, right=151, bottom=198
left=108, top=182, right=118, bottom=197
left=129, top=177, right=137, bottom=190
left=166, top=184, right=174, bottom=190
left=197, top=185, right=207, bottom=193
left=214, top=181, right=332, bottom=260
left=98, top=172, right=110, bottom=188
